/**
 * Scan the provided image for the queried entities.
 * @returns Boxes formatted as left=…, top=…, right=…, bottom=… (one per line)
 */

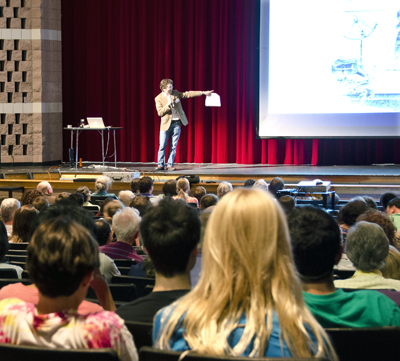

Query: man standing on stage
left=155, top=79, right=213, bottom=171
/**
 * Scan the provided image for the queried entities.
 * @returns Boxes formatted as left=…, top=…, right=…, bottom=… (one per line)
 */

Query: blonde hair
left=155, top=188, right=337, bottom=360
left=176, top=178, right=190, bottom=199
left=382, top=246, right=400, bottom=280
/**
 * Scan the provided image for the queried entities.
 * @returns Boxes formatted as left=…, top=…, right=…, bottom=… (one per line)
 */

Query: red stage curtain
left=61, top=0, right=398, bottom=166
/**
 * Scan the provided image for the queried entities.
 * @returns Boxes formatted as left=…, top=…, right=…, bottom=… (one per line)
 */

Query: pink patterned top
left=0, top=298, right=137, bottom=361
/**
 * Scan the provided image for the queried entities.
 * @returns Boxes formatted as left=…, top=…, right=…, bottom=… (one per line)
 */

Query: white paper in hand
left=205, top=93, right=221, bottom=107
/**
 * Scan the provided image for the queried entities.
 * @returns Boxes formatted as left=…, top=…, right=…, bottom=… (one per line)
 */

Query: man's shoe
left=155, top=166, right=164, bottom=171
left=166, top=166, right=176, bottom=171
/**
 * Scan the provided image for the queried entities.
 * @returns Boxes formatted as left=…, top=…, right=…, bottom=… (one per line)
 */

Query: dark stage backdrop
left=61, top=0, right=400, bottom=166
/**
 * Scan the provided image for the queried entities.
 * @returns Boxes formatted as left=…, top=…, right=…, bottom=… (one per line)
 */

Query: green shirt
left=303, top=289, right=400, bottom=328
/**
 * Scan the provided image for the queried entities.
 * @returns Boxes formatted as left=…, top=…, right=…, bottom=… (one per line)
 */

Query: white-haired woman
left=92, top=175, right=117, bottom=199
left=153, top=188, right=337, bottom=359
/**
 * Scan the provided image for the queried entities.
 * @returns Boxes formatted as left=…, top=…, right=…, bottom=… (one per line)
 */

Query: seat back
left=325, top=327, right=400, bottom=361
left=114, top=259, right=137, bottom=268
left=139, top=346, right=327, bottom=361
left=0, top=278, right=31, bottom=289
left=111, top=275, right=155, bottom=298
left=0, top=343, right=119, bottom=361
left=124, top=321, right=153, bottom=350
left=8, top=242, right=29, bottom=250
left=333, top=269, right=354, bottom=280
left=87, top=283, right=138, bottom=303
left=0, top=268, right=19, bottom=279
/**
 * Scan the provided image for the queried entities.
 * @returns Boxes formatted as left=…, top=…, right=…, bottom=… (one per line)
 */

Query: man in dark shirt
left=116, top=197, right=200, bottom=323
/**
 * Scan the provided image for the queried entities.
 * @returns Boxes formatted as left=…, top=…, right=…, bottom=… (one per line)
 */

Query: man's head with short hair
left=193, top=186, right=207, bottom=203
left=243, top=179, right=256, bottom=188
left=216, top=181, right=233, bottom=199
left=162, top=180, right=177, bottom=197
left=130, top=180, right=140, bottom=194
left=253, top=179, right=268, bottom=191
left=27, top=217, right=99, bottom=298
left=37, top=181, right=53, bottom=195
left=112, top=207, right=141, bottom=245
left=160, top=78, right=173, bottom=91
left=31, top=196, right=50, bottom=213
left=278, top=195, right=296, bottom=214
left=95, top=219, right=112, bottom=246
left=269, top=177, right=284, bottom=197
left=104, top=199, right=125, bottom=218
left=140, top=197, right=200, bottom=277
left=346, top=221, right=389, bottom=272
left=68, top=192, right=85, bottom=207
left=337, top=199, right=368, bottom=227
left=129, top=196, right=152, bottom=217
left=288, top=206, right=341, bottom=281
left=139, top=176, right=154, bottom=194
left=386, top=197, right=400, bottom=215
left=381, top=192, right=397, bottom=210
left=1, top=198, right=20, bottom=223
left=118, top=190, right=135, bottom=207
left=200, top=194, right=219, bottom=211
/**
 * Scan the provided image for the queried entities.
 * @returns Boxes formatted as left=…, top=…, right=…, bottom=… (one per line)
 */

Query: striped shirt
left=99, top=241, right=143, bottom=262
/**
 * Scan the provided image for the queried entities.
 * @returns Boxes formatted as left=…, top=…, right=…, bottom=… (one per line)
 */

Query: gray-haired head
left=95, top=175, right=112, bottom=193
left=253, top=179, right=268, bottom=191
left=0, top=198, right=20, bottom=223
left=346, top=221, right=389, bottom=272
left=112, top=207, right=141, bottom=245
left=216, top=181, right=233, bottom=198
left=118, top=190, right=135, bottom=207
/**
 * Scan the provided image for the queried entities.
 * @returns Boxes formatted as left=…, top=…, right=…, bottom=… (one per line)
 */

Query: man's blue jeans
left=157, top=120, right=181, bottom=167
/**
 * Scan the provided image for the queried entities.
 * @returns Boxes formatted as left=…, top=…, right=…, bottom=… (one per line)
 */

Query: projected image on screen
left=259, top=0, right=400, bottom=138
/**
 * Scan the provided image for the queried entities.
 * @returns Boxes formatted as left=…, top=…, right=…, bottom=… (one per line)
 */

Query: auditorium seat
left=124, top=321, right=153, bottom=350
left=111, top=275, right=155, bottom=298
left=139, top=346, right=327, bottom=361
left=0, top=269, right=18, bottom=279
left=8, top=242, right=29, bottom=250
left=114, top=259, right=137, bottom=268
left=0, top=278, right=31, bottom=289
left=87, top=283, right=138, bottom=303
left=333, top=270, right=354, bottom=280
left=325, top=327, right=400, bottom=361
left=0, top=343, right=119, bottom=361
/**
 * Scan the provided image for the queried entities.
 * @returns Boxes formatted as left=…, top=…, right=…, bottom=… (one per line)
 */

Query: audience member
left=20, top=189, right=42, bottom=206
left=138, top=176, right=160, bottom=205
left=288, top=206, right=400, bottom=328
left=95, top=219, right=113, bottom=246
left=243, top=179, right=256, bottom=187
left=68, top=192, right=85, bottom=207
left=96, top=197, right=115, bottom=217
left=269, top=177, right=284, bottom=197
left=31, top=196, right=50, bottom=213
left=129, top=196, right=152, bottom=218
left=117, top=198, right=200, bottom=323
left=103, top=199, right=125, bottom=218
left=336, top=199, right=368, bottom=241
left=199, top=194, right=218, bottom=211
left=216, top=181, right=233, bottom=199
left=160, top=179, right=177, bottom=198
left=381, top=192, right=397, bottom=211
left=253, top=178, right=268, bottom=191
left=174, top=177, right=198, bottom=207
left=0, top=217, right=137, bottom=361
left=77, top=185, right=99, bottom=209
left=361, top=195, right=377, bottom=209
left=55, top=192, right=71, bottom=202
left=382, top=246, right=400, bottom=281
left=130, top=179, right=140, bottom=195
left=100, top=208, right=143, bottom=262
left=335, top=221, right=400, bottom=291
left=0, top=198, right=20, bottom=236
left=36, top=181, right=56, bottom=204
left=92, top=175, right=117, bottom=198
left=9, top=205, right=39, bottom=243
left=153, top=188, right=336, bottom=359
left=0, top=221, right=23, bottom=278
left=193, top=186, right=206, bottom=204
left=118, top=190, right=135, bottom=206
left=278, top=195, right=296, bottom=214
left=386, top=197, right=400, bottom=230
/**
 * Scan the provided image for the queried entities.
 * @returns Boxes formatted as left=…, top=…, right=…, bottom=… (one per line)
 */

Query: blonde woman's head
left=382, top=245, right=400, bottom=280
left=177, top=177, right=190, bottom=199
